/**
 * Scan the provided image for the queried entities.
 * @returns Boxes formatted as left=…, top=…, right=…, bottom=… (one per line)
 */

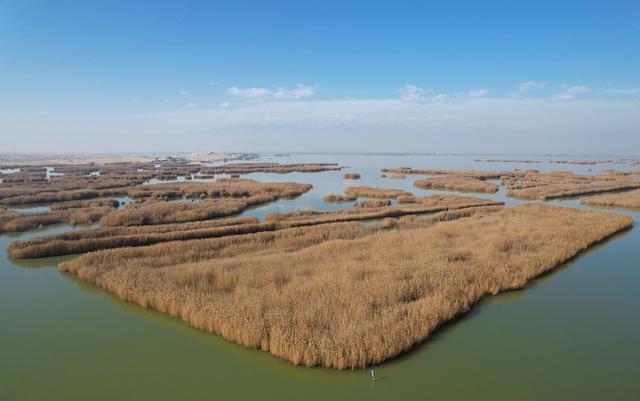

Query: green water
left=1, top=155, right=639, bottom=401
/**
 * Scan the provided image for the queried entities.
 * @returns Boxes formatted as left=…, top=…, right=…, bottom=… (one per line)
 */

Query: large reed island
left=58, top=204, right=632, bottom=369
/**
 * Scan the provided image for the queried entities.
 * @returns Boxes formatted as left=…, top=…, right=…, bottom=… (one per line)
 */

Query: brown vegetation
left=474, top=159, right=541, bottom=163
left=49, top=198, right=121, bottom=210
left=8, top=217, right=264, bottom=258
left=503, top=170, right=640, bottom=200
left=127, top=179, right=311, bottom=201
left=550, top=160, right=612, bottom=165
left=0, top=206, right=115, bottom=233
left=344, top=186, right=412, bottom=199
left=58, top=204, right=632, bottom=369
left=580, top=189, right=640, bottom=209
left=354, top=199, right=391, bottom=208
left=381, top=168, right=513, bottom=180
left=203, top=163, right=342, bottom=175
left=343, top=173, right=361, bottom=180
left=0, top=162, right=328, bottom=206
left=266, top=195, right=502, bottom=226
left=323, top=194, right=357, bottom=203
left=414, top=176, right=499, bottom=193
left=101, top=196, right=269, bottom=226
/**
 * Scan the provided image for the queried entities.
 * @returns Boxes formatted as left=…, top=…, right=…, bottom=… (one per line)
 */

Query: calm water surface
left=1, top=155, right=639, bottom=401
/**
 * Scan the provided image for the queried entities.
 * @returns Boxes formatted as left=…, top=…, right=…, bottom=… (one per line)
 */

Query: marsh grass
left=414, top=176, right=499, bottom=193
left=581, top=189, right=640, bottom=209
left=323, top=194, right=357, bottom=203
left=503, top=171, right=640, bottom=200
left=265, top=195, right=501, bottom=226
left=0, top=206, right=115, bottom=233
left=59, top=204, right=632, bottom=369
left=344, top=186, right=412, bottom=199
left=354, top=199, right=391, bottom=208
left=7, top=216, right=262, bottom=258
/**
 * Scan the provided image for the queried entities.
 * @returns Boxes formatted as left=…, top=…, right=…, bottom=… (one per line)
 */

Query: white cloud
left=518, top=81, right=545, bottom=94
left=398, top=85, right=429, bottom=102
left=219, top=102, right=231, bottom=108
left=467, top=89, right=488, bottom=98
left=552, top=85, right=590, bottom=101
left=227, top=84, right=317, bottom=102
left=179, top=89, right=189, bottom=96
left=604, top=88, right=640, bottom=95
left=184, top=101, right=196, bottom=109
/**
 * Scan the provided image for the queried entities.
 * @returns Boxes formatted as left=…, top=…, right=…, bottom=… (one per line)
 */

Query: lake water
left=1, top=154, right=639, bottom=401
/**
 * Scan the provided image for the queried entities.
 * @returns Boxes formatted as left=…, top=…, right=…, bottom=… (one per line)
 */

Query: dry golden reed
left=7, top=217, right=262, bottom=258
left=504, top=171, right=640, bottom=200
left=344, top=186, right=412, bottom=199
left=414, top=176, right=499, bottom=193
left=323, top=194, right=357, bottom=203
left=581, top=189, right=640, bottom=209
left=266, top=195, right=501, bottom=226
left=59, top=204, right=632, bottom=369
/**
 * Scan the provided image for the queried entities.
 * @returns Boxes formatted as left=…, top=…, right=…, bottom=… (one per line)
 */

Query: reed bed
left=102, top=180, right=312, bottom=225
left=0, top=188, right=129, bottom=205
left=343, top=173, right=361, bottom=180
left=381, top=168, right=513, bottom=180
left=127, top=179, right=312, bottom=201
left=580, top=189, right=640, bottom=209
left=100, top=197, right=264, bottom=226
left=0, top=206, right=115, bottom=233
left=49, top=198, right=121, bottom=210
left=203, top=163, right=342, bottom=175
left=344, top=186, right=412, bottom=199
left=414, top=176, right=499, bottom=193
left=8, top=217, right=266, bottom=258
left=56, top=206, right=501, bottom=275
left=354, top=199, right=391, bottom=208
left=266, top=195, right=502, bottom=226
left=501, top=170, right=640, bottom=199
left=474, top=159, right=541, bottom=163
left=323, top=194, right=357, bottom=203
left=58, top=204, right=632, bottom=369
left=550, top=160, right=613, bottom=165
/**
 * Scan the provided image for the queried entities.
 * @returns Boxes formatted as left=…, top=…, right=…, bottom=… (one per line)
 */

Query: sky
left=1, top=0, right=639, bottom=154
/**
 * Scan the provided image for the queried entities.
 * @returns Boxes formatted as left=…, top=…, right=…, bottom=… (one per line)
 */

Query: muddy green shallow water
left=1, top=155, right=639, bottom=401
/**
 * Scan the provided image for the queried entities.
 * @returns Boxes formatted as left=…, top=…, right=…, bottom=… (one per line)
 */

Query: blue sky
left=1, top=0, right=639, bottom=153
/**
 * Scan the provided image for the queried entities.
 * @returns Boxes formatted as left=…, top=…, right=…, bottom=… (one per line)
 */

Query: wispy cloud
left=467, top=89, right=489, bottom=98
left=184, top=101, right=196, bottom=109
left=398, top=85, right=429, bottom=102
left=604, top=88, right=640, bottom=95
left=552, top=85, right=590, bottom=101
left=518, top=81, right=545, bottom=94
left=398, top=85, right=452, bottom=103
left=227, top=84, right=317, bottom=102
left=179, top=89, right=189, bottom=96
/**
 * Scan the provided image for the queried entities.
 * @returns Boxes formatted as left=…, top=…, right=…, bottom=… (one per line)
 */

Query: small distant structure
left=370, top=369, right=376, bottom=382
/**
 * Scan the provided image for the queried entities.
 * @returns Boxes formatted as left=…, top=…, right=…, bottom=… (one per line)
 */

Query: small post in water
left=370, top=369, right=376, bottom=382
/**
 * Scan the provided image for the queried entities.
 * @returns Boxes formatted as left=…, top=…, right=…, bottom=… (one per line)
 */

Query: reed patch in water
left=581, top=189, right=640, bottom=209
left=59, top=204, right=632, bottom=369
left=414, top=176, right=499, bottom=193
left=344, top=186, right=412, bottom=199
